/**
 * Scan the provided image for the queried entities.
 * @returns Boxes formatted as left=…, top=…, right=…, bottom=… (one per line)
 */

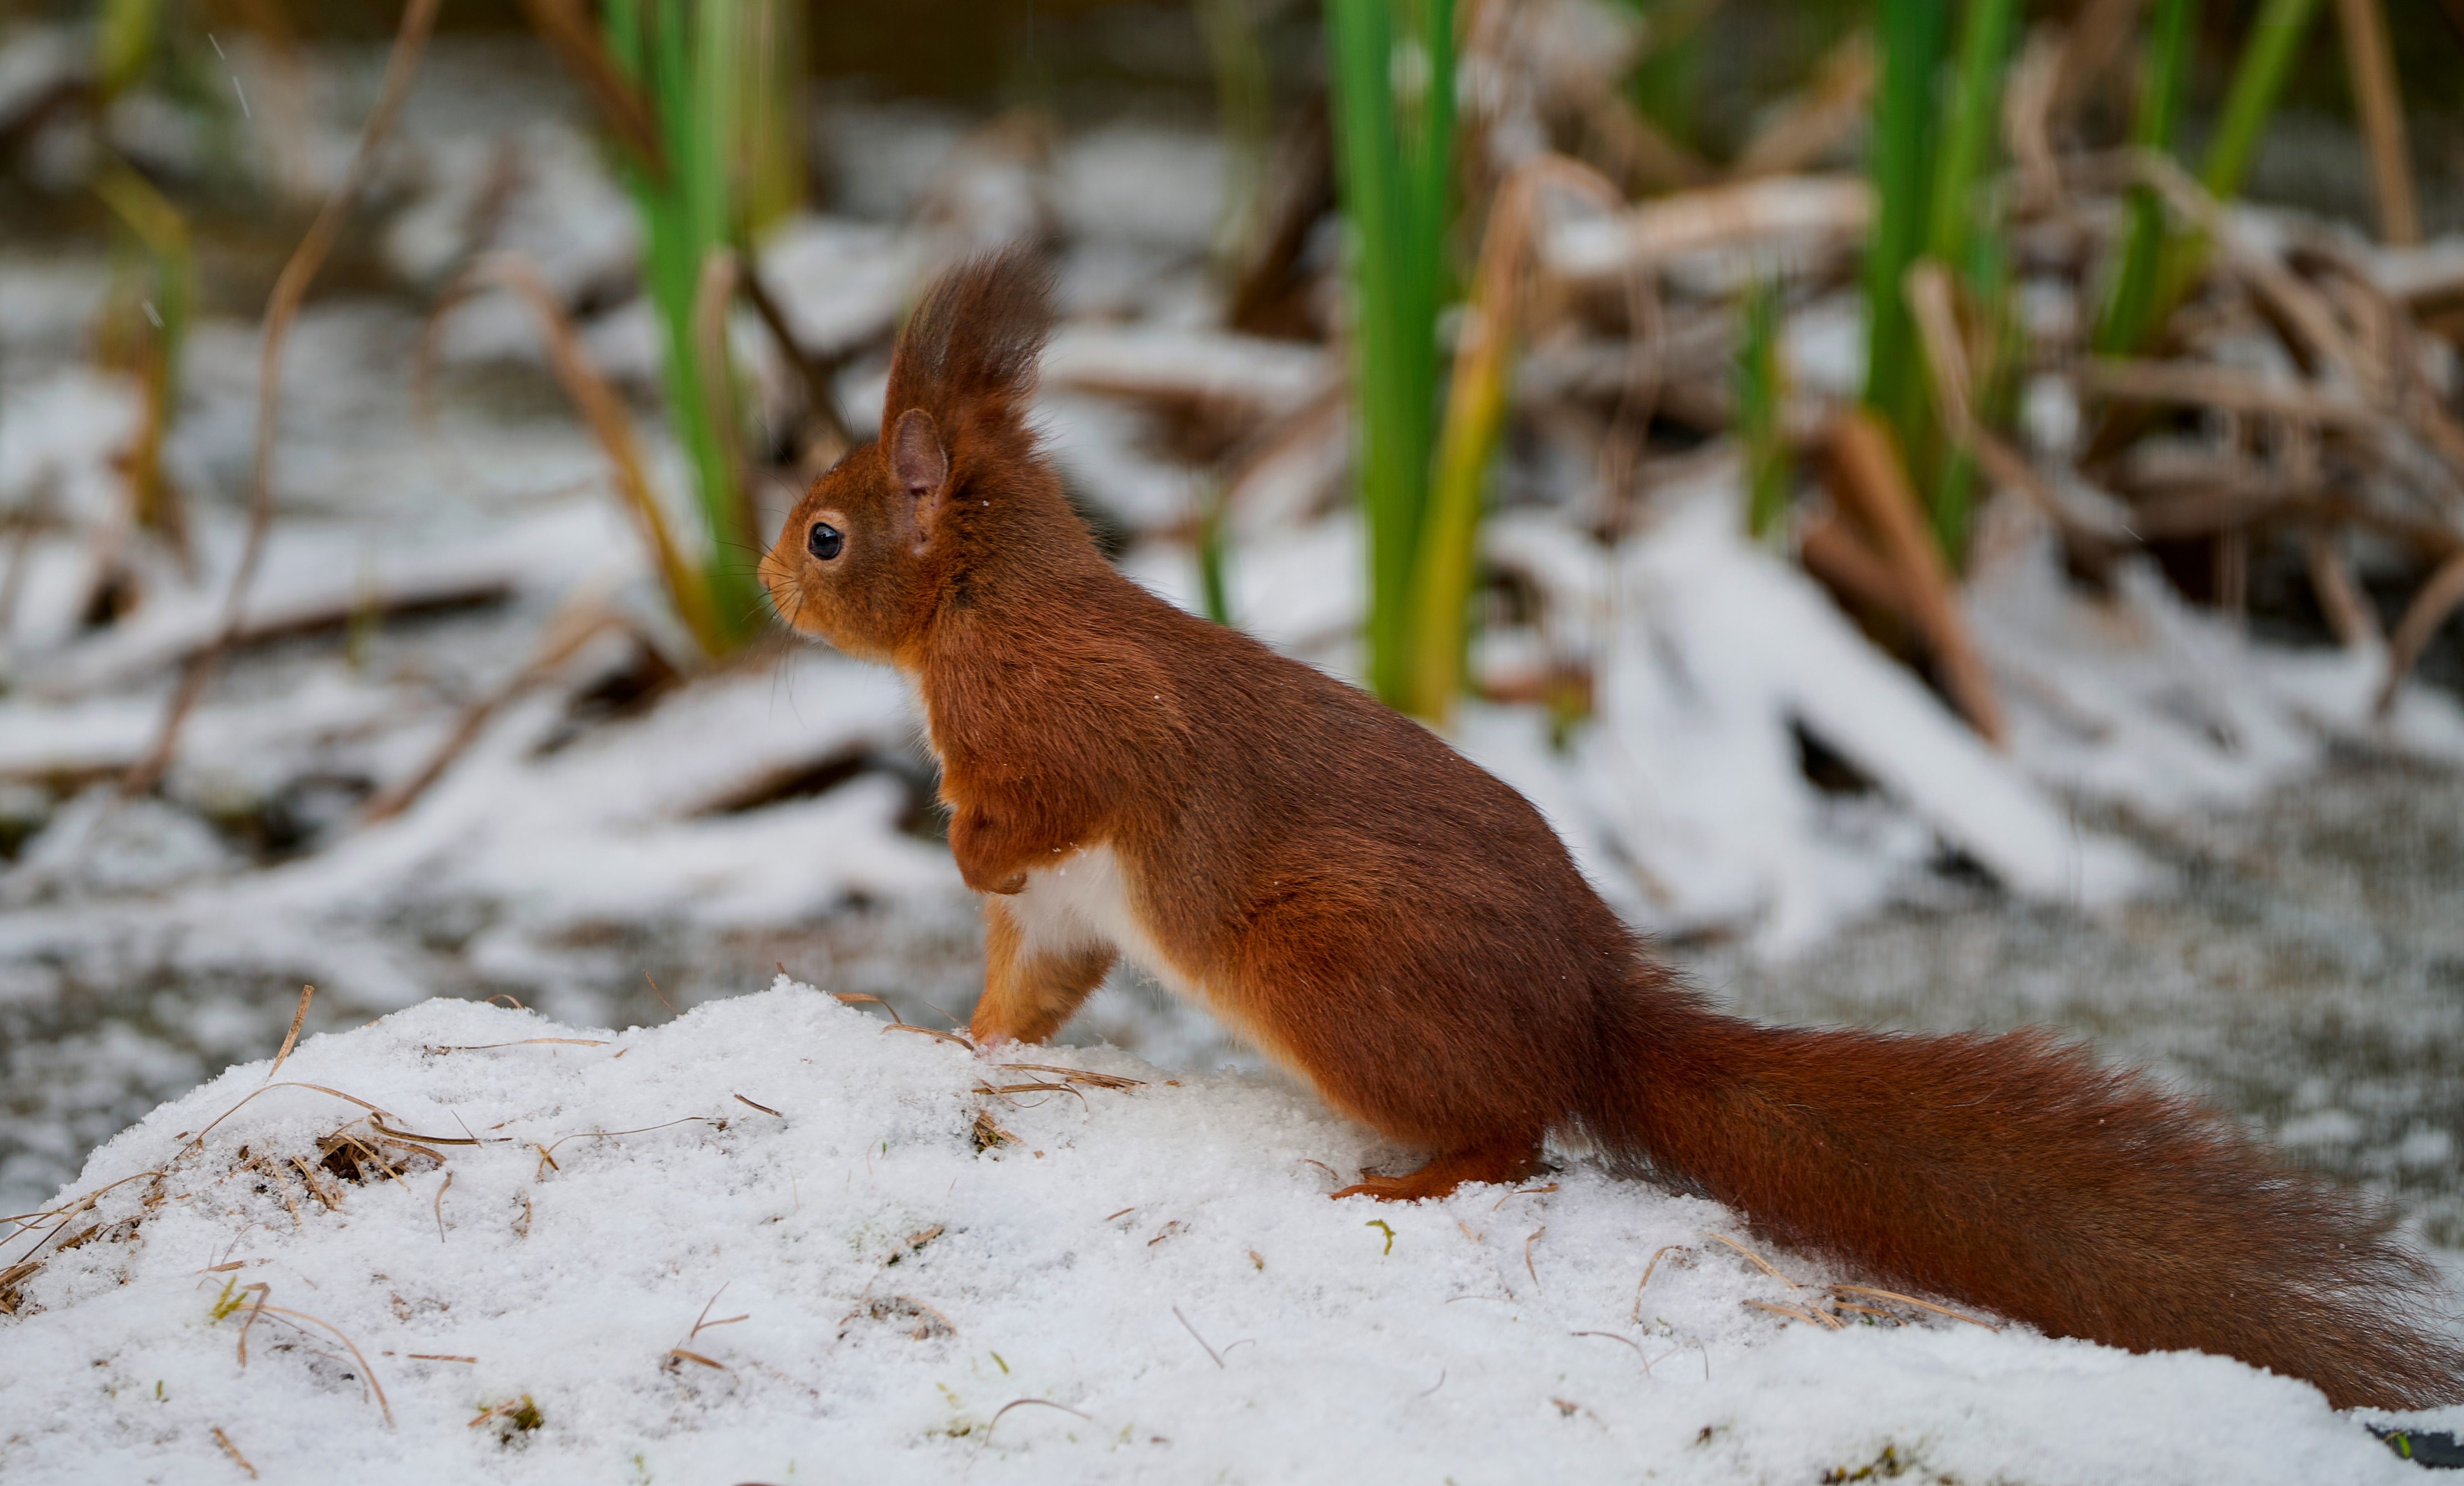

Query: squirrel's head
left=760, top=248, right=1070, bottom=665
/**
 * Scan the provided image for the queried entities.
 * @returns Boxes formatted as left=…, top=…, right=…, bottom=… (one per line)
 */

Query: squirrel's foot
left=1331, top=1137, right=1541, bottom=1203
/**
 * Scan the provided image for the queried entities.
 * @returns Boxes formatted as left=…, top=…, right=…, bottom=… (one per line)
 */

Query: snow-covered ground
left=5, top=25, right=2464, bottom=1476
left=2, top=981, right=2449, bottom=1484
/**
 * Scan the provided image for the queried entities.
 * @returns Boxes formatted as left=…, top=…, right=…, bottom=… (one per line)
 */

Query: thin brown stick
left=2050, top=0, right=2145, bottom=127
left=1173, top=1305, right=1225, bottom=1368
left=2306, top=526, right=2383, bottom=648
left=2003, top=26, right=2065, bottom=210
left=211, top=1426, right=258, bottom=1479
left=832, top=992, right=909, bottom=1025
left=882, top=1022, right=974, bottom=1051
left=1824, top=410, right=2010, bottom=746
left=123, top=0, right=442, bottom=799
left=1907, top=260, right=2132, bottom=546
left=2375, top=549, right=2464, bottom=717
left=359, top=598, right=625, bottom=825
left=1825, top=1283, right=2000, bottom=1331
left=1523, top=1226, right=1546, bottom=1289
left=739, top=256, right=854, bottom=459
left=2131, top=153, right=2381, bottom=398
left=266, top=984, right=313, bottom=1081
left=434, top=252, right=725, bottom=652
left=987, top=1397, right=1092, bottom=1432
left=1800, top=508, right=1913, bottom=618
left=233, top=1295, right=395, bottom=1426
left=1707, top=1231, right=1800, bottom=1289
left=2333, top=0, right=2420, bottom=247
left=510, top=0, right=667, bottom=179
left=1728, top=30, right=1875, bottom=180
left=2080, top=358, right=2381, bottom=431
left=189, top=1083, right=393, bottom=1151
left=691, top=246, right=759, bottom=561
left=1631, top=1244, right=1688, bottom=1322
left=1745, top=1297, right=1843, bottom=1329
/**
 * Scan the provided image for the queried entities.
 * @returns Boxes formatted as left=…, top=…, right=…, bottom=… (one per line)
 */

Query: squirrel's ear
left=890, top=408, right=949, bottom=551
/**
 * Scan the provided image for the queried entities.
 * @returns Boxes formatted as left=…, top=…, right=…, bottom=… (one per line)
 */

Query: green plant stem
left=1327, top=0, right=1454, bottom=710
left=1738, top=277, right=1790, bottom=541
left=1863, top=0, right=1948, bottom=470
left=2096, top=0, right=2195, bottom=355
left=2203, top=0, right=2326, bottom=199
left=607, top=0, right=761, bottom=654
left=1196, top=485, right=1234, bottom=628
left=1925, top=0, right=2015, bottom=272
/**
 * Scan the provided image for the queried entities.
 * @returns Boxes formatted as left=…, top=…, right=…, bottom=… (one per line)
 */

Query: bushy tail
left=883, top=246, right=1055, bottom=440
left=1584, top=981, right=2464, bottom=1410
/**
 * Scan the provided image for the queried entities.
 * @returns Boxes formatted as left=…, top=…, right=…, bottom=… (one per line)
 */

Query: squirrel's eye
left=807, top=521, right=843, bottom=561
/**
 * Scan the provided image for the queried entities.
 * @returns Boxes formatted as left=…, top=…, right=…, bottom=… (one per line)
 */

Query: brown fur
left=758, top=250, right=2464, bottom=1412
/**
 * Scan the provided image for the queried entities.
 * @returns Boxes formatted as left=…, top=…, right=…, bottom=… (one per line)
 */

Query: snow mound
left=0, top=983, right=2436, bottom=1484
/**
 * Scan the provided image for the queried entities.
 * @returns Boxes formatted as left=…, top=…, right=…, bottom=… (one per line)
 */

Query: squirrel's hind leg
left=1332, top=1133, right=1542, bottom=1202
left=969, top=896, right=1117, bottom=1046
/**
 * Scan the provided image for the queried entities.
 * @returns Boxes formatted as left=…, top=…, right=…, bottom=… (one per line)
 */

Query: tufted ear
left=890, top=408, right=949, bottom=552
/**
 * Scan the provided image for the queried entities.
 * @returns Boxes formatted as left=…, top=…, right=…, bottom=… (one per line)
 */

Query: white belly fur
left=1006, top=843, right=1200, bottom=1002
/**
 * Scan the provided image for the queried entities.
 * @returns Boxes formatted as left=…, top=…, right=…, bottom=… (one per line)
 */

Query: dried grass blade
left=834, top=993, right=908, bottom=1025
left=1173, top=1305, right=1225, bottom=1367
left=1823, top=411, right=2009, bottom=745
left=2375, top=549, right=2464, bottom=717
left=361, top=596, right=626, bottom=824
left=511, top=0, right=666, bottom=178
left=883, top=1023, right=974, bottom=1050
left=1826, top=1283, right=2000, bottom=1330
left=190, top=1084, right=394, bottom=1149
left=210, top=1426, right=258, bottom=1479
left=2331, top=0, right=2420, bottom=246
left=988, top=1397, right=1092, bottom=1432
left=1707, top=1231, right=1799, bottom=1289
left=1729, top=30, right=1875, bottom=180
left=122, top=0, right=443, bottom=798
left=1745, top=1297, right=1843, bottom=1329
left=266, top=984, right=313, bottom=1081
left=2305, top=527, right=2383, bottom=648
left=425, top=1039, right=610, bottom=1054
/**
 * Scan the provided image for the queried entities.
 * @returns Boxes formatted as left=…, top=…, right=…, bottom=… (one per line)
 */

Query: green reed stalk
left=605, top=0, right=762, bottom=654
left=1327, top=0, right=1454, bottom=711
left=2203, top=0, right=2326, bottom=199
left=1926, top=0, right=2014, bottom=274
left=1738, top=276, right=1791, bottom=541
left=2095, top=0, right=2195, bottom=356
left=2127, top=0, right=2326, bottom=342
left=1915, top=0, right=2017, bottom=561
left=1863, top=0, right=1948, bottom=497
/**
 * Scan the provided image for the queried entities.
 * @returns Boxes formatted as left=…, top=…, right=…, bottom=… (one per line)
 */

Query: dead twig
left=510, top=0, right=666, bottom=179
left=2375, top=549, right=2464, bottom=717
left=1823, top=410, right=2010, bottom=746
left=2332, top=0, right=2420, bottom=247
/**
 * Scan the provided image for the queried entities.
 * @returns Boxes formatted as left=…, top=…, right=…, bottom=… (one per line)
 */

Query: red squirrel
left=758, top=249, right=2463, bottom=1412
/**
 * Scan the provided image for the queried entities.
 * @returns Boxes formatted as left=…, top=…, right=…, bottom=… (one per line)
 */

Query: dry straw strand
left=266, top=984, right=313, bottom=1081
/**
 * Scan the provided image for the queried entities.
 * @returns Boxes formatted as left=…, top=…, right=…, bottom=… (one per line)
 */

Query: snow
left=1, top=980, right=2443, bottom=1484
